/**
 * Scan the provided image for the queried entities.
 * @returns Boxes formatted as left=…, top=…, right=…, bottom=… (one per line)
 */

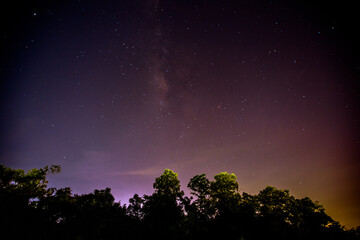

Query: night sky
left=1, top=0, right=359, bottom=228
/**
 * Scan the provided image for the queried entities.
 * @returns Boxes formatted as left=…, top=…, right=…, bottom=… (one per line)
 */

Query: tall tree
left=142, top=169, right=185, bottom=239
left=210, top=172, right=241, bottom=215
left=153, top=169, right=183, bottom=198
left=187, top=174, right=214, bottom=220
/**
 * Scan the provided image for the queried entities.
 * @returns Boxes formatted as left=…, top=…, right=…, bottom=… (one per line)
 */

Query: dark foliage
left=1, top=165, right=359, bottom=240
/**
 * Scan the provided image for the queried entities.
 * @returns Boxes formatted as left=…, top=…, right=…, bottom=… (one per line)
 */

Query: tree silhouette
left=0, top=164, right=61, bottom=239
left=142, top=169, right=185, bottom=239
left=187, top=174, right=214, bottom=220
left=211, top=172, right=241, bottom=214
left=1, top=164, right=359, bottom=240
left=127, top=193, right=144, bottom=219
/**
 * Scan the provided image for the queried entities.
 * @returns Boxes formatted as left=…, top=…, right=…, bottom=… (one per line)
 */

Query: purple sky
left=1, top=0, right=359, bottom=227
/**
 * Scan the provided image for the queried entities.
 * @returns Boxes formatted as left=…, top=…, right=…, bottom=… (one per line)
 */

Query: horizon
left=1, top=0, right=359, bottom=228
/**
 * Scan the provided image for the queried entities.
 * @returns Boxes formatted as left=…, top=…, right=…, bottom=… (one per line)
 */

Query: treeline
left=0, top=165, right=359, bottom=240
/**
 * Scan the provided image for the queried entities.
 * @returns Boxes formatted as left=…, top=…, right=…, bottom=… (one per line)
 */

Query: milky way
left=0, top=0, right=359, bottom=227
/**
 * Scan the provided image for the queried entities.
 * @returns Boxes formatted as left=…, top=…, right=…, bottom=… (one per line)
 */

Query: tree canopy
left=153, top=169, right=182, bottom=197
left=0, top=164, right=358, bottom=240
